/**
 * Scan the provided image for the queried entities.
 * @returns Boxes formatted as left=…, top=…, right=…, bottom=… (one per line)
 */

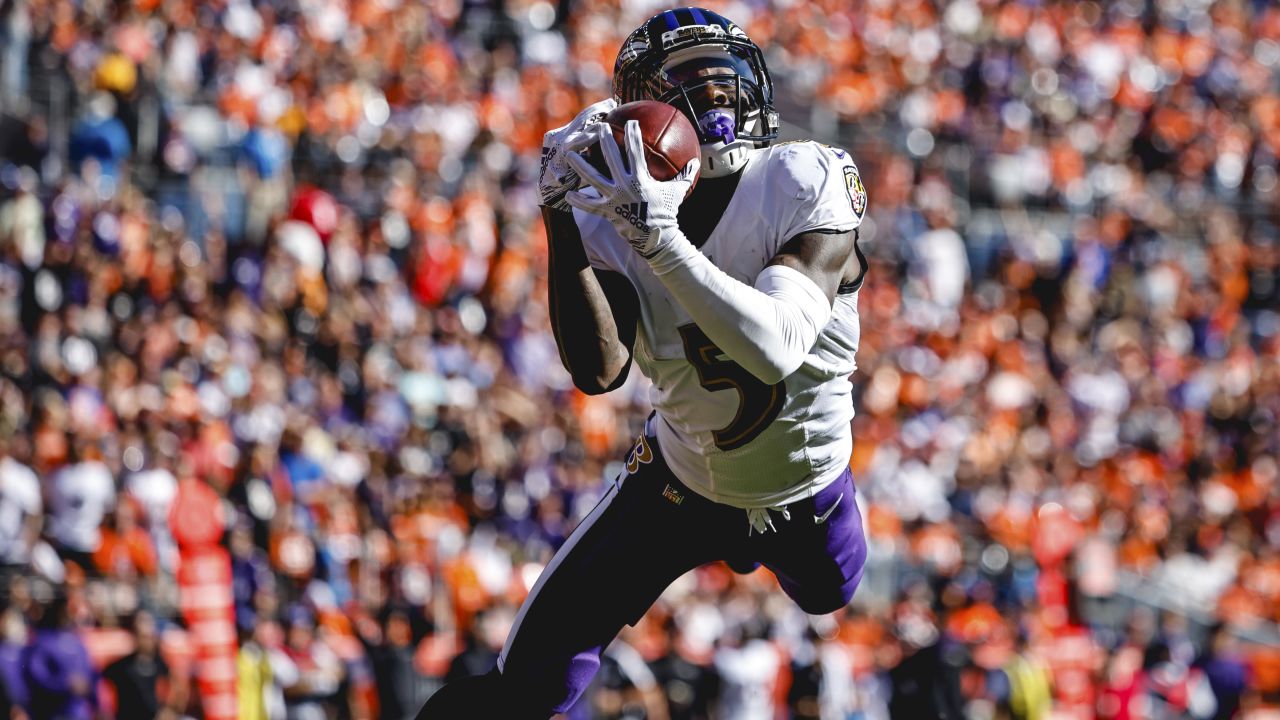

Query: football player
left=418, top=7, right=869, bottom=718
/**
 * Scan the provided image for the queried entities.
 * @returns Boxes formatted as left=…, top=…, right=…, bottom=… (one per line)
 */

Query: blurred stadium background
left=1, top=0, right=1279, bottom=718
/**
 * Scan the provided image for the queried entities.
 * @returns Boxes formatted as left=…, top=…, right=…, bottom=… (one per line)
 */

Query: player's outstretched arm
left=544, top=207, right=640, bottom=395
left=564, top=123, right=860, bottom=384
left=643, top=227, right=854, bottom=384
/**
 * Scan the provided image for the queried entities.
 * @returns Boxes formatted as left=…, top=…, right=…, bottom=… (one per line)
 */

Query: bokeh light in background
left=0, top=0, right=1278, bottom=718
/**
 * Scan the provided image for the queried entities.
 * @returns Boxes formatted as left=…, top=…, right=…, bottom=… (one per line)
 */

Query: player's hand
left=564, top=120, right=699, bottom=259
left=539, top=98, right=617, bottom=212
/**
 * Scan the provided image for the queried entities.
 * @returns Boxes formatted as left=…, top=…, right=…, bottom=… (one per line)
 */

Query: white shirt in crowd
left=127, top=467, right=180, bottom=570
left=126, top=467, right=178, bottom=530
left=911, top=226, right=969, bottom=313
left=48, top=460, right=116, bottom=553
left=714, top=638, right=781, bottom=720
left=0, top=456, right=41, bottom=564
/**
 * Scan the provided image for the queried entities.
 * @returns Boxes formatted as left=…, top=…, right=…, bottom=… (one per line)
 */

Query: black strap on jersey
left=837, top=230, right=867, bottom=295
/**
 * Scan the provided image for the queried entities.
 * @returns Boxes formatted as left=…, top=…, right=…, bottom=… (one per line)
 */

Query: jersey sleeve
left=773, top=141, right=867, bottom=241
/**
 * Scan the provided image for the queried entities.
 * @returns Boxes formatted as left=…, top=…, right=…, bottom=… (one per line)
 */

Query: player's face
left=659, top=53, right=761, bottom=117
left=680, top=75, right=741, bottom=117
left=659, top=52, right=766, bottom=145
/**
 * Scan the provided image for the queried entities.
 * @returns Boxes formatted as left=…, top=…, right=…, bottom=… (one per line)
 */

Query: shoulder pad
left=768, top=140, right=867, bottom=225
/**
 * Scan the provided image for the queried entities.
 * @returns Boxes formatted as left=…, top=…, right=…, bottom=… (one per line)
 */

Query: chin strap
left=699, top=140, right=753, bottom=177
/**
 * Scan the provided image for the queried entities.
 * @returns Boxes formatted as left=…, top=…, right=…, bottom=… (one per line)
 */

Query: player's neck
left=678, top=170, right=743, bottom=248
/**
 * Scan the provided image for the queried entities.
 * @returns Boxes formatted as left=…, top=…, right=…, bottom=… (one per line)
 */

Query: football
left=586, top=100, right=700, bottom=187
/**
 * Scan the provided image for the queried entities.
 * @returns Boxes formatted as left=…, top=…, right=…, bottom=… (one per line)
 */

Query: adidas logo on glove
left=615, top=202, right=650, bottom=234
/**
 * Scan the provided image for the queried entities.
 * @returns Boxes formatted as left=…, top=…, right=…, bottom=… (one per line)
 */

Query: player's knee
left=807, top=582, right=861, bottom=614
left=503, top=651, right=601, bottom=715
left=796, top=584, right=857, bottom=615
left=794, top=560, right=866, bottom=615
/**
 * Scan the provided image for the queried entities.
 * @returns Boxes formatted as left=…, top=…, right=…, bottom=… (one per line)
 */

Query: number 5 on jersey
left=678, top=324, right=786, bottom=451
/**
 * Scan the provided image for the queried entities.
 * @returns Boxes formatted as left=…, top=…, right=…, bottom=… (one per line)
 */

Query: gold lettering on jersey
left=625, top=434, right=654, bottom=475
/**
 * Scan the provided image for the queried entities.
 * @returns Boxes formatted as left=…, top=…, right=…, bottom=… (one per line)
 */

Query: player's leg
left=416, top=433, right=730, bottom=719
left=758, top=467, right=867, bottom=615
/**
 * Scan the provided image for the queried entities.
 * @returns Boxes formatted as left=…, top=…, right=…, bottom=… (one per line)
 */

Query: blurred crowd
left=1, top=0, right=1279, bottom=718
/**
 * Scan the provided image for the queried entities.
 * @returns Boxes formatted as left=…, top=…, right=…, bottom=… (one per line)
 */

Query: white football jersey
left=574, top=140, right=867, bottom=508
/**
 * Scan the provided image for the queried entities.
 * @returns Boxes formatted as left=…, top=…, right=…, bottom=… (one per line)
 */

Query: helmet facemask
left=614, top=12, right=779, bottom=178
left=660, top=55, right=770, bottom=177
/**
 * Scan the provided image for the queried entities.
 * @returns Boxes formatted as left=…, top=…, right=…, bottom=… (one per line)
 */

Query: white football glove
left=564, top=120, right=699, bottom=259
left=539, top=98, right=617, bottom=212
